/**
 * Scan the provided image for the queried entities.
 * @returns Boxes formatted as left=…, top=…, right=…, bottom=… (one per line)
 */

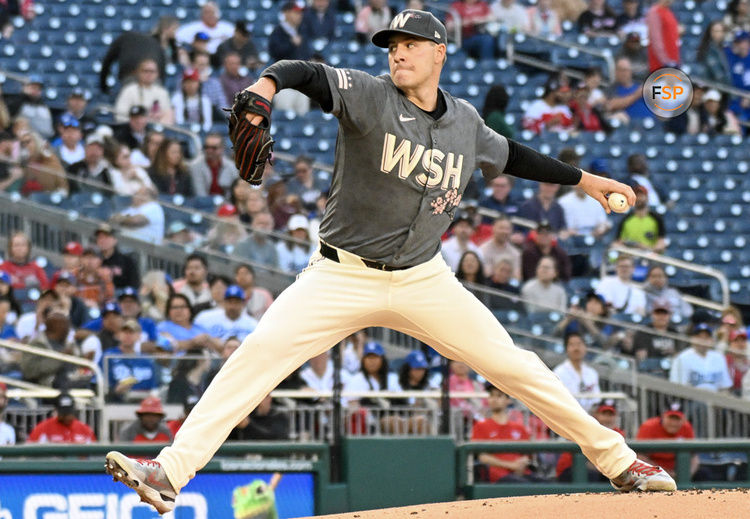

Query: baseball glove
left=226, top=90, right=274, bottom=186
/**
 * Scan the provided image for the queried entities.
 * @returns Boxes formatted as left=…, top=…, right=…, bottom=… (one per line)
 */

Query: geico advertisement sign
left=0, top=494, right=206, bottom=519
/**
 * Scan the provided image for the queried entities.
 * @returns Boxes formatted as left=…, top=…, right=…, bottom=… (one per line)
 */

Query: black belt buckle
left=362, top=259, right=389, bottom=271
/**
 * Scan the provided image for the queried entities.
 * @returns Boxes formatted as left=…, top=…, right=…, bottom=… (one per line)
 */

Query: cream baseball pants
left=156, top=246, right=636, bottom=490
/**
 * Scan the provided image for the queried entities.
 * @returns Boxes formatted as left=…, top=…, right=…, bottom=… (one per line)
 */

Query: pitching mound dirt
left=310, top=489, right=750, bottom=519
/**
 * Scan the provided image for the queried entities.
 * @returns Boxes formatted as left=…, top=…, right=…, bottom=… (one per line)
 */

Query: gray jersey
left=317, top=65, right=510, bottom=267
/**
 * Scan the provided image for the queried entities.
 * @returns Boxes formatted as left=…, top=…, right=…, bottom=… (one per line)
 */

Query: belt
left=319, top=241, right=412, bottom=271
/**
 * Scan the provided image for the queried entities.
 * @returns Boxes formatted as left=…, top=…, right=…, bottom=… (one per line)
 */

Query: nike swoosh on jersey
left=399, top=114, right=416, bottom=122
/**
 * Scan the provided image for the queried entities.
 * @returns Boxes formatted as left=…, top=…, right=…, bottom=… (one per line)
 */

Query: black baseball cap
left=372, top=10, right=448, bottom=48
left=56, top=392, right=76, bottom=414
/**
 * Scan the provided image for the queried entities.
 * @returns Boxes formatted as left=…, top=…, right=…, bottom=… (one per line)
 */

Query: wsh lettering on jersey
left=379, top=133, right=464, bottom=190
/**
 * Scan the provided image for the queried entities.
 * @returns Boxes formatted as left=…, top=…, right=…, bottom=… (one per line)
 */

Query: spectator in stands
left=17, top=131, right=68, bottom=196
left=521, top=256, right=567, bottom=312
left=115, top=106, right=150, bottom=152
left=700, top=89, right=742, bottom=135
left=724, top=0, right=750, bottom=35
left=75, top=246, right=115, bottom=308
left=553, top=332, right=600, bottom=410
left=203, top=203, right=248, bottom=251
left=646, top=0, right=680, bottom=71
left=191, top=51, right=228, bottom=114
left=605, top=57, right=651, bottom=122
left=0, top=296, right=17, bottom=342
left=167, top=347, right=210, bottom=404
left=456, top=251, right=488, bottom=286
left=119, top=396, right=174, bottom=442
left=22, top=308, right=77, bottom=387
left=481, top=85, right=514, bottom=139
left=52, top=115, right=84, bottom=169
left=105, top=141, right=158, bottom=196
left=643, top=265, right=692, bottom=322
left=300, top=0, right=337, bottom=42
left=726, top=32, right=750, bottom=124
left=153, top=15, right=185, bottom=68
left=100, top=29, right=167, bottom=93
left=397, top=350, right=434, bottom=422
left=52, top=272, right=88, bottom=329
left=625, top=154, right=661, bottom=207
left=60, top=89, right=94, bottom=136
left=67, top=134, right=111, bottom=193
left=137, top=270, right=171, bottom=322
left=558, top=170, right=610, bottom=240
left=104, top=319, right=161, bottom=402
left=158, top=294, right=219, bottom=353
left=630, top=299, right=681, bottom=366
left=0, top=383, right=14, bottom=445
left=172, top=68, right=213, bottom=133
left=521, top=221, right=572, bottom=282
left=234, top=264, right=274, bottom=320
left=14, top=288, right=59, bottom=343
left=276, top=214, right=313, bottom=274
left=522, top=78, right=573, bottom=134
left=0, top=0, right=34, bottom=40
left=203, top=335, right=241, bottom=388
left=213, top=20, right=260, bottom=71
left=189, top=134, right=234, bottom=198
left=129, top=127, right=164, bottom=168
left=696, top=21, right=732, bottom=84
left=354, top=0, right=392, bottom=43
left=176, top=1, right=233, bottom=54
left=526, top=0, right=562, bottom=38
left=441, top=212, right=483, bottom=272
left=79, top=301, right=122, bottom=365
left=235, top=211, right=280, bottom=268
left=471, top=384, right=540, bottom=483
left=555, top=291, right=613, bottom=349
left=230, top=178, right=255, bottom=222
left=344, top=341, right=401, bottom=411
left=301, top=349, right=339, bottom=393
left=582, top=67, right=606, bottom=108
left=228, top=393, right=290, bottom=440
left=670, top=324, right=732, bottom=392
left=613, top=185, right=666, bottom=254
left=615, top=32, right=649, bottom=82
left=219, top=52, right=254, bottom=109
left=717, top=308, right=744, bottom=352
left=109, top=186, right=166, bottom=246
left=568, top=82, right=608, bottom=132
left=194, top=285, right=258, bottom=341
left=286, top=155, right=328, bottom=212
left=80, top=288, right=157, bottom=347
left=446, top=0, right=496, bottom=60
left=94, top=224, right=140, bottom=290
left=0, top=231, right=48, bottom=290
left=490, top=0, right=528, bottom=32
left=557, top=400, right=625, bottom=481
left=173, top=255, right=212, bottom=308
left=115, top=58, right=174, bottom=124
left=479, top=175, right=520, bottom=217
left=168, top=394, right=199, bottom=437
left=0, top=131, right=23, bottom=193
left=487, top=259, right=521, bottom=310
left=27, top=393, right=96, bottom=444
left=8, top=76, right=53, bottom=139
left=636, top=404, right=697, bottom=477
left=270, top=1, right=312, bottom=62
left=596, top=255, right=647, bottom=316
left=725, top=329, right=748, bottom=396
left=0, top=271, right=21, bottom=320
left=148, top=139, right=194, bottom=197
left=577, top=0, right=618, bottom=36
left=616, top=0, right=647, bottom=42
left=479, top=216, right=521, bottom=279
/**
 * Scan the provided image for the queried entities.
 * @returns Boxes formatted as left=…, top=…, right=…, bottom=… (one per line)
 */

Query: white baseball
left=608, top=193, right=629, bottom=213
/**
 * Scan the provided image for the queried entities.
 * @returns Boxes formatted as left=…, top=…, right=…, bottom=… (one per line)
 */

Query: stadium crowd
left=0, top=0, right=748, bottom=485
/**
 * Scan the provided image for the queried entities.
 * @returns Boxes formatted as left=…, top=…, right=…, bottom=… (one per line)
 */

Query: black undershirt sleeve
left=504, top=139, right=583, bottom=185
left=261, top=60, right=334, bottom=113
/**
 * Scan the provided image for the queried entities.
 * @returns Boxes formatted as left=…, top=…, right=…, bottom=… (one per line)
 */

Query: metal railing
left=602, top=244, right=730, bottom=309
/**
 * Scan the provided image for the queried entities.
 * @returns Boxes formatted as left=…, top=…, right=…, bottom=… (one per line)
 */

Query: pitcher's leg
left=390, top=261, right=636, bottom=479
left=157, top=263, right=386, bottom=490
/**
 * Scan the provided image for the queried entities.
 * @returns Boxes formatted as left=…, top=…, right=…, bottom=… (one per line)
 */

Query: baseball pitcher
left=106, top=10, right=676, bottom=514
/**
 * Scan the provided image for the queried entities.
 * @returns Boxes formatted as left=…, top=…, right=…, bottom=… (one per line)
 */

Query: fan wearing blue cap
left=344, top=341, right=401, bottom=408
left=193, top=285, right=259, bottom=341
left=52, top=114, right=85, bottom=169
left=668, top=323, right=732, bottom=393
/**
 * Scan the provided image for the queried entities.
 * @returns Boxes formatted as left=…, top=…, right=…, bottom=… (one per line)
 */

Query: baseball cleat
left=105, top=451, right=177, bottom=515
left=610, top=460, right=677, bottom=492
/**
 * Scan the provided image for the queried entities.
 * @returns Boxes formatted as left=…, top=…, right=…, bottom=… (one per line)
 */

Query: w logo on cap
left=390, top=12, right=414, bottom=28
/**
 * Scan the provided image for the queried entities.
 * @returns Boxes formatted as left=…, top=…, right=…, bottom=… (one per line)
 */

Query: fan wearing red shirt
left=645, top=0, right=679, bottom=71
left=119, top=396, right=174, bottom=443
left=471, top=384, right=541, bottom=483
left=27, top=393, right=96, bottom=444
left=636, top=404, right=698, bottom=477
left=167, top=395, right=200, bottom=437
left=446, top=0, right=496, bottom=60
left=557, top=401, right=625, bottom=481
left=0, top=231, right=49, bottom=290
